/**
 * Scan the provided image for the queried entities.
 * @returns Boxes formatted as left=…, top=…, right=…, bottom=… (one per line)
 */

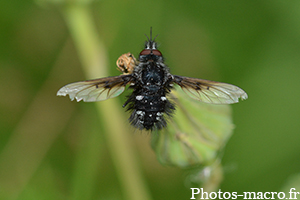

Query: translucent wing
left=57, top=75, right=133, bottom=102
left=173, top=75, right=248, bottom=104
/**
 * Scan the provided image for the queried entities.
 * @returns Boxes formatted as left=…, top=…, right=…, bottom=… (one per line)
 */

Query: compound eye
left=152, top=49, right=162, bottom=56
left=139, top=49, right=162, bottom=57
left=139, top=49, right=151, bottom=56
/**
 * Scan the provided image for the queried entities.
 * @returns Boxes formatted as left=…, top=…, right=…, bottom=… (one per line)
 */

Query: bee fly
left=57, top=29, right=248, bottom=131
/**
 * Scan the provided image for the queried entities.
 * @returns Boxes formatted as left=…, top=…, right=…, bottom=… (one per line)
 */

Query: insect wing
left=173, top=75, right=248, bottom=104
left=57, top=75, right=133, bottom=102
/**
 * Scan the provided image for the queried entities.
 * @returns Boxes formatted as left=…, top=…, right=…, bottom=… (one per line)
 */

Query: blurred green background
left=1, top=0, right=300, bottom=199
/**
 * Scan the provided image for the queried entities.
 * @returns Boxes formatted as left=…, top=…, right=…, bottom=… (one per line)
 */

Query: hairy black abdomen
left=125, top=89, right=175, bottom=130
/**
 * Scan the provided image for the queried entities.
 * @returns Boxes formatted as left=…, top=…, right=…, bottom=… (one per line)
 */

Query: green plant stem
left=62, top=3, right=152, bottom=200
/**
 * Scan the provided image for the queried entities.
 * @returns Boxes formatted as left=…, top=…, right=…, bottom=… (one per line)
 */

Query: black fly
left=57, top=29, right=248, bottom=131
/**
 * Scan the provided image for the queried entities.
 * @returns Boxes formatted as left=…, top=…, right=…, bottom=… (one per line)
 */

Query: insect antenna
left=153, top=34, right=159, bottom=42
left=144, top=33, right=150, bottom=42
